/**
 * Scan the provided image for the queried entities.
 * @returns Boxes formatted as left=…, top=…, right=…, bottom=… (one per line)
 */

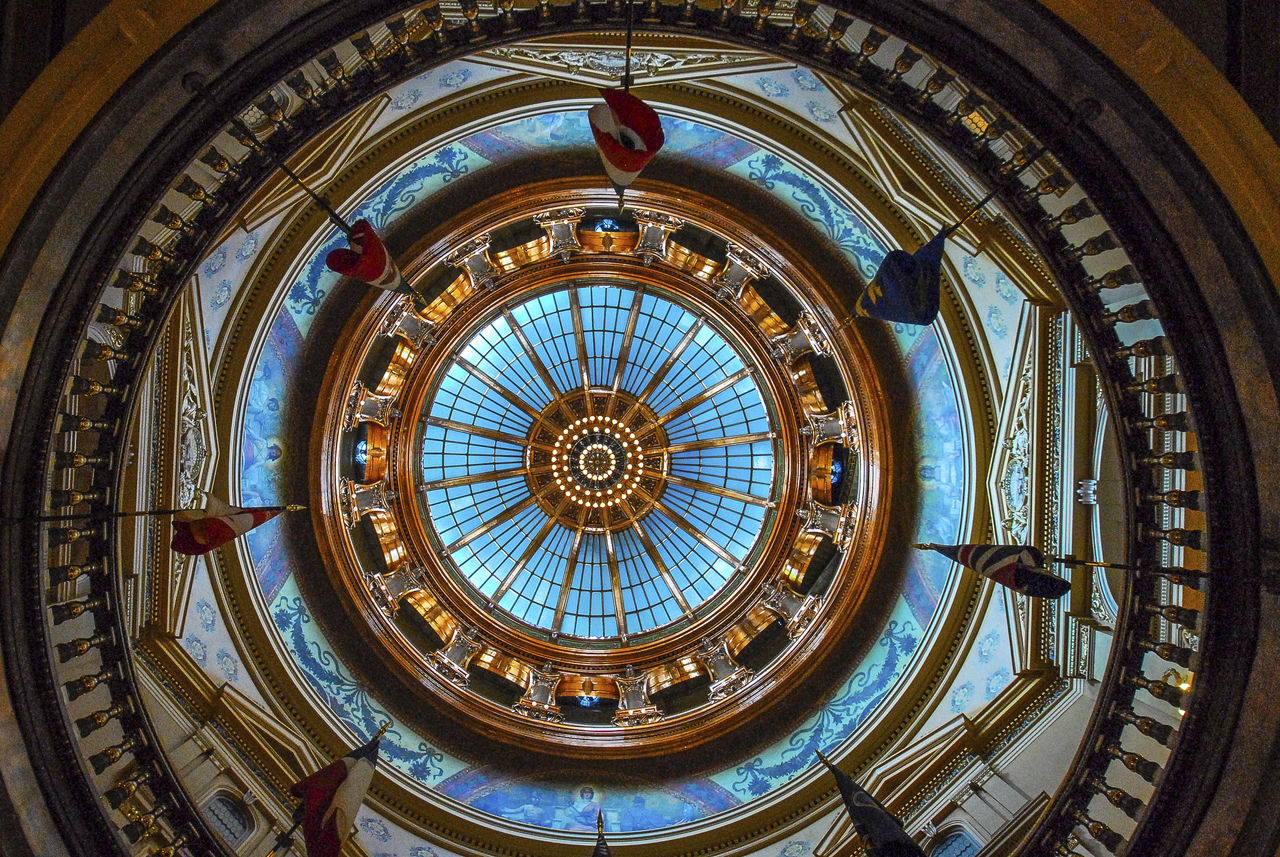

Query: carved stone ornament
left=713, top=243, right=768, bottom=301
left=370, top=566, right=423, bottom=617
left=796, top=499, right=856, bottom=549
left=534, top=207, right=585, bottom=260
left=770, top=312, right=831, bottom=362
left=380, top=296, right=436, bottom=349
left=343, top=379, right=400, bottom=431
left=484, top=46, right=739, bottom=80
left=800, top=400, right=860, bottom=453
left=760, top=578, right=819, bottom=638
left=999, top=358, right=1034, bottom=543
left=446, top=234, right=500, bottom=291
left=612, top=667, right=662, bottom=726
left=632, top=210, right=683, bottom=265
left=698, top=636, right=752, bottom=701
left=338, top=477, right=397, bottom=528
left=513, top=664, right=565, bottom=722
left=429, top=627, right=480, bottom=686
left=176, top=323, right=209, bottom=508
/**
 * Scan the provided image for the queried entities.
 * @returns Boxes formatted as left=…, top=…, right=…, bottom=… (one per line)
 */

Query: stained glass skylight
left=419, top=284, right=779, bottom=640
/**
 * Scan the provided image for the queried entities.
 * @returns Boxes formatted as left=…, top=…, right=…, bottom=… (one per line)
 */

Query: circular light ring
left=527, top=389, right=670, bottom=534
left=552, top=416, right=644, bottom=508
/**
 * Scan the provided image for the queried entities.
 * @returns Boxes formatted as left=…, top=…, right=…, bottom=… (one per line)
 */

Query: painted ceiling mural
left=170, top=55, right=1046, bottom=852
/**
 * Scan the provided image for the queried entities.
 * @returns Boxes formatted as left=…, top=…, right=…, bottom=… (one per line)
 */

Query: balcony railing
left=18, top=2, right=1226, bottom=855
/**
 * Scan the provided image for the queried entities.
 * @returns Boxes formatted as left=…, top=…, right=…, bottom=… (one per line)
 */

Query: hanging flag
left=853, top=230, right=947, bottom=325
left=325, top=218, right=413, bottom=293
left=591, top=811, right=612, bottom=857
left=916, top=542, right=1071, bottom=599
left=816, top=751, right=926, bottom=857
left=589, top=88, right=665, bottom=197
left=290, top=730, right=385, bottom=857
left=170, top=495, right=285, bottom=556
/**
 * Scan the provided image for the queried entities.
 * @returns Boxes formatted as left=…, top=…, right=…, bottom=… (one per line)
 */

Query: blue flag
left=854, top=230, right=947, bottom=325
left=817, top=752, right=926, bottom=857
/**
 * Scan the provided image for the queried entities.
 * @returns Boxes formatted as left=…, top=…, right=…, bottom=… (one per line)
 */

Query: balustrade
left=14, top=4, right=1218, bottom=855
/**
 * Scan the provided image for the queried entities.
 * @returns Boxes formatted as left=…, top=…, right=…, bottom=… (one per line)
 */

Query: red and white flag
left=290, top=734, right=382, bottom=857
left=588, top=88, right=665, bottom=195
left=170, top=495, right=283, bottom=556
left=917, top=542, right=1071, bottom=599
left=325, top=218, right=411, bottom=293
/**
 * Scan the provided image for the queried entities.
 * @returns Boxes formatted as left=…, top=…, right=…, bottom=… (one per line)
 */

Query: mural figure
left=566, top=786, right=601, bottom=831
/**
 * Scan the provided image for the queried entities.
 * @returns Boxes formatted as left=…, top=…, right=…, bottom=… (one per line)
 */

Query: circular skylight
left=418, top=283, right=778, bottom=640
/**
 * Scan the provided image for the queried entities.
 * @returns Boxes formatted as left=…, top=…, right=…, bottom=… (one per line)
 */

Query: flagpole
left=2, top=504, right=306, bottom=524
left=913, top=544, right=1209, bottom=579
left=1042, top=554, right=1209, bottom=578
left=942, top=145, right=1047, bottom=238
left=263, top=818, right=302, bottom=857
left=622, top=0, right=635, bottom=92
left=182, top=73, right=354, bottom=238
left=613, top=0, right=637, bottom=214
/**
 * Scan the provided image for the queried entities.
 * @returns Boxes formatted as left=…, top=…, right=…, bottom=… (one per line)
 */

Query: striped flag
left=854, top=230, right=946, bottom=325
left=588, top=88, right=665, bottom=196
left=816, top=751, right=926, bottom=857
left=290, top=733, right=382, bottom=857
left=170, top=495, right=283, bottom=556
left=918, top=543, right=1071, bottom=598
left=325, top=218, right=412, bottom=293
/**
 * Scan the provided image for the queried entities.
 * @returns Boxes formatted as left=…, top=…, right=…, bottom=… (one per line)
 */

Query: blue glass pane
left=419, top=284, right=781, bottom=639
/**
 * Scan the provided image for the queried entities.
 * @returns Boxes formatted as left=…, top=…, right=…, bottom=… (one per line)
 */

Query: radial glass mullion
left=580, top=286, right=628, bottom=389
left=454, top=502, right=548, bottom=597
left=434, top=364, right=534, bottom=436
left=662, top=482, right=765, bottom=560
left=513, top=292, right=580, bottom=393
left=643, top=511, right=727, bottom=602
left=427, top=474, right=528, bottom=546
left=620, top=296, right=693, bottom=396
left=461, top=315, right=554, bottom=411
left=664, top=377, right=768, bottom=444
left=560, top=533, right=618, bottom=638
left=670, top=440, right=774, bottom=498
left=500, top=523, right=576, bottom=628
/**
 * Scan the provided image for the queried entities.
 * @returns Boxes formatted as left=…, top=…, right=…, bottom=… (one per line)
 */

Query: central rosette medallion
left=560, top=419, right=634, bottom=499
left=528, top=390, right=669, bottom=532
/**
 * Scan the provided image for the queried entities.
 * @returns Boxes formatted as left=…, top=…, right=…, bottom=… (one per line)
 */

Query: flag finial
left=597, top=810, right=605, bottom=834
left=287, top=504, right=307, bottom=512
left=374, top=720, right=392, bottom=739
